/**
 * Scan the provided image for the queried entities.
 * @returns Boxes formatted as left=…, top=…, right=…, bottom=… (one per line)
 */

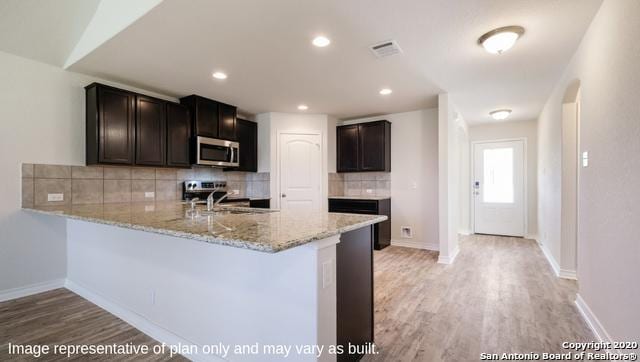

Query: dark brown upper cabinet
left=166, top=103, right=191, bottom=167
left=337, top=124, right=360, bottom=172
left=180, top=95, right=218, bottom=138
left=86, top=83, right=135, bottom=165
left=180, top=95, right=237, bottom=141
left=337, top=120, right=391, bottom=173
left=234, top=118, right=257, bottom=172
left=218, top=102, right=237, bottom=141
left=135, top=95, right=166, bottom=166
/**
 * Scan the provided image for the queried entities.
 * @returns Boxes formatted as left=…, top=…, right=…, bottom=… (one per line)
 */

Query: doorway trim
left=275, top=130, right=325, bottom=210
left=470, top=137, right=528, bottom=237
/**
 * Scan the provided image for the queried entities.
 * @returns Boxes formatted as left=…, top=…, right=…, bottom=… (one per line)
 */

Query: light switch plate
left=322, top=260, right=334, bottom=289
left=145, top=192, right=155, bottom=198
left=47, top=193, right=63, bottom=202
left=582, top=151, right=589, bottom=167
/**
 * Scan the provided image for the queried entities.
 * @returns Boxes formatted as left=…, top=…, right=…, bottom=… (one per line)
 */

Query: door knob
left=281, top=193, right=287, bottom=198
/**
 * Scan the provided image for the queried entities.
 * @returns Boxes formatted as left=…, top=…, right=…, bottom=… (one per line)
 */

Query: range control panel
left=183, top=180, right=227, bottom=192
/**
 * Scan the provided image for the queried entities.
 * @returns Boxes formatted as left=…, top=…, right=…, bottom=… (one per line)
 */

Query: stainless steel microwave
left=195, top=136, right=239, bottom=167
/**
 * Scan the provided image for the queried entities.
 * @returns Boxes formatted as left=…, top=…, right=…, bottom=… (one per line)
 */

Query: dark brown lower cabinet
left=328, top=198, right=391, bottom=250
left=336, top=225, right=374, bottom=361
left=249, top=198, right=270, bottom=209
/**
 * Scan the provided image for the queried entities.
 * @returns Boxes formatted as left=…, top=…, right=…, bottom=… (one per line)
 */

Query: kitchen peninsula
left=23, top=201, right=385, bottom=362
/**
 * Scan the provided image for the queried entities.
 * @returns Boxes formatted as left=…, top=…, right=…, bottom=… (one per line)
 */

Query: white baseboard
left=538, top=241, right=561, bottom=277
left=437, top=246, right=460, bottom=264
left=391, top=239, right=439, bottom=251
left=458, top=230, right=472, bottom=236
left=0, top=278, right=66, bottom=303
left=559, top=269, right=577, bottom=280
left=537, top=242, right=577, bottom=280
left=575, top=294, right=618, bottom=354
left=65, top=280, right=221, bottom=362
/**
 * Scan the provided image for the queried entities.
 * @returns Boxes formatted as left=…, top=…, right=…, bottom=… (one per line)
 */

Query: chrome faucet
left=206, top=189, right=219, bottom=211
left=206, top=188, right=230, bottom=211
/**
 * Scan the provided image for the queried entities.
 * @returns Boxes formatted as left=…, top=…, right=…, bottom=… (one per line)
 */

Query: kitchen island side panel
left=66, top=219, right=338, bottom=362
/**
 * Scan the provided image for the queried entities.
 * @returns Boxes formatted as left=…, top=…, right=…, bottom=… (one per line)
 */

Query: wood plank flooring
left=365, top=234, right=594, bottom=361
left=0, top=288, right=187, bottom=361
left=0, top=234, right=594, bottom=361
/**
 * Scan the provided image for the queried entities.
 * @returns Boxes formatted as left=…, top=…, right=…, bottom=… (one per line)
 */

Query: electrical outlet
left=145, top=192, right=154, bottom=198
left=322, top=260, right=333, bottom=289
left=232, top=189, right=240, bottom=195
left=401, top=226, right=413, bottom=238
left=365, top=189, right=373, bottom=194
left=47, top=193, right=63, bottom=202
left=145, top=205, right=155, bottom=212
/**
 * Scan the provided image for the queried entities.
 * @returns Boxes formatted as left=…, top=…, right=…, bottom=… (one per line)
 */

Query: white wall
left=438, top=94, right=468, bottom=263
left=0, top=50, right=175, bottom=294
left=537, top=0, right=639, bottom=341
left=468, top=120, right=538, bottom=237
left=342, top=109, right=440, bottom=250
left=255, top=112, right=330, bottom=211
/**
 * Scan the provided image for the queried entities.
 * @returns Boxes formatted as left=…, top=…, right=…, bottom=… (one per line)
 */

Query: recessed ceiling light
left=379, top=88, right=392, bottom=95
left=312, top=36, right=331, bottom=47
left=212, top=71, right=227, bottom=80
left=478, top=26, right=525, bottom=54
left=489, top=109, right=512, bottom=120
left=297, top=104, right=309, bottom=111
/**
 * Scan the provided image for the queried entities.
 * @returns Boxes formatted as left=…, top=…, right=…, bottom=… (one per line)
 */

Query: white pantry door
left=279, top=133, right=322, bottom=212
left=473, top=140, right=525, bottom=236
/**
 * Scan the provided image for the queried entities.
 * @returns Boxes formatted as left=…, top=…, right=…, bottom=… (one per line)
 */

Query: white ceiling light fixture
left=379, top=88, right=392, bottom=95
left=297, top=104, right=309, bottom=111
left=478, top=26, right=525, bottom=54
left=212, top=71, right=227, bottom=80
left=312, top=35, right=331, bottom=47
left=489, top=109, right=512, bottom=120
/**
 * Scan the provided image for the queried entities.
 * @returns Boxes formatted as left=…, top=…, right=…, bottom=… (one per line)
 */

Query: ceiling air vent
left=369, top=40, right=402, bottom=58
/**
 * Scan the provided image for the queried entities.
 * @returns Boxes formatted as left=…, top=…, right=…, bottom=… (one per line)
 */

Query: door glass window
left=483, top=147, right=514, bottom=203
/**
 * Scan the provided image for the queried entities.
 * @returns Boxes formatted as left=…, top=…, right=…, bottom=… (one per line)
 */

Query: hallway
left=367, top=235, right=594, bottom=361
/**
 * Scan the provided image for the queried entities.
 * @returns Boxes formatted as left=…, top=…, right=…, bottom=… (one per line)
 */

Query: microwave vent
left=369, top=40, right=402, bottom=58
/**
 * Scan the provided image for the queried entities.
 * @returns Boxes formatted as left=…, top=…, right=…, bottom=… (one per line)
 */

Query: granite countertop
left=23, top=202, right=386, bottom=253
left=329, top=195, right=391, bottom=201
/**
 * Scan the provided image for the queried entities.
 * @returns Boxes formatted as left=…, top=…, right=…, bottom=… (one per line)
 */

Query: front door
left=473, top=140, right=525, bottom=236
left=279, top=133, right=322, bottom=212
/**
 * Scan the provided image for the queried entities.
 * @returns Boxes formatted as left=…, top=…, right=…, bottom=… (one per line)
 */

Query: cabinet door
left=337, top=125, right=359, bottom=172
left=236, top=119, right=257, bottom=172
left=98, top=87, right=135, bottom=164
left=196, top=97, right=219, bottom=138
left=218, top=103, right=237, bottom=140
left=166, top=103, right=191, bottom=167
left=135, top=95, right=166, bottom=166
left=359, top=121, right=388, bottom=171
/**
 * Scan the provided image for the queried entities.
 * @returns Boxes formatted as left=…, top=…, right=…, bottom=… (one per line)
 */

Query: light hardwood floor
left=0, top=288, right=187, bottom=361
left=0, top=235, right=594, bottom=361
left=365, top=234, right=594, bottom=361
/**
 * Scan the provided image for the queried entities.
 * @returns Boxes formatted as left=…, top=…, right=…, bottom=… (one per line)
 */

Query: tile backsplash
left=21, top=163, right=270, bottom=207
left=328, top=172, right=391, bottom=197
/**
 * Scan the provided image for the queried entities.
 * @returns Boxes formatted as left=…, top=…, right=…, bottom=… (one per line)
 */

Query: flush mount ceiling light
left=489, top=109, right=512, bottom=120
left=379, top=88, right=392, bottom=95
left=297, top=104, right=309, bottom=111
left=478, top=26, right=525, bottom=54
left=312, top=36, right=331, bottom=47
left=212, top=71, right=227, bottom=80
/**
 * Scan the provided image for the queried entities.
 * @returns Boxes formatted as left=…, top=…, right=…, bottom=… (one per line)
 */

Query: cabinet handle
left=281, top=193, right=287, bottom=198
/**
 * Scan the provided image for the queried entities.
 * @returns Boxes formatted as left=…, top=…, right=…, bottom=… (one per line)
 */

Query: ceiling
left=4, top=0, right=602, bottom=124
left=0, top=0, right=100, bottom=67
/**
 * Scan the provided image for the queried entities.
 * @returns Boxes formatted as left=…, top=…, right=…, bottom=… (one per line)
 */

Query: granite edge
left=22, top=207, right=387, bottom=254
